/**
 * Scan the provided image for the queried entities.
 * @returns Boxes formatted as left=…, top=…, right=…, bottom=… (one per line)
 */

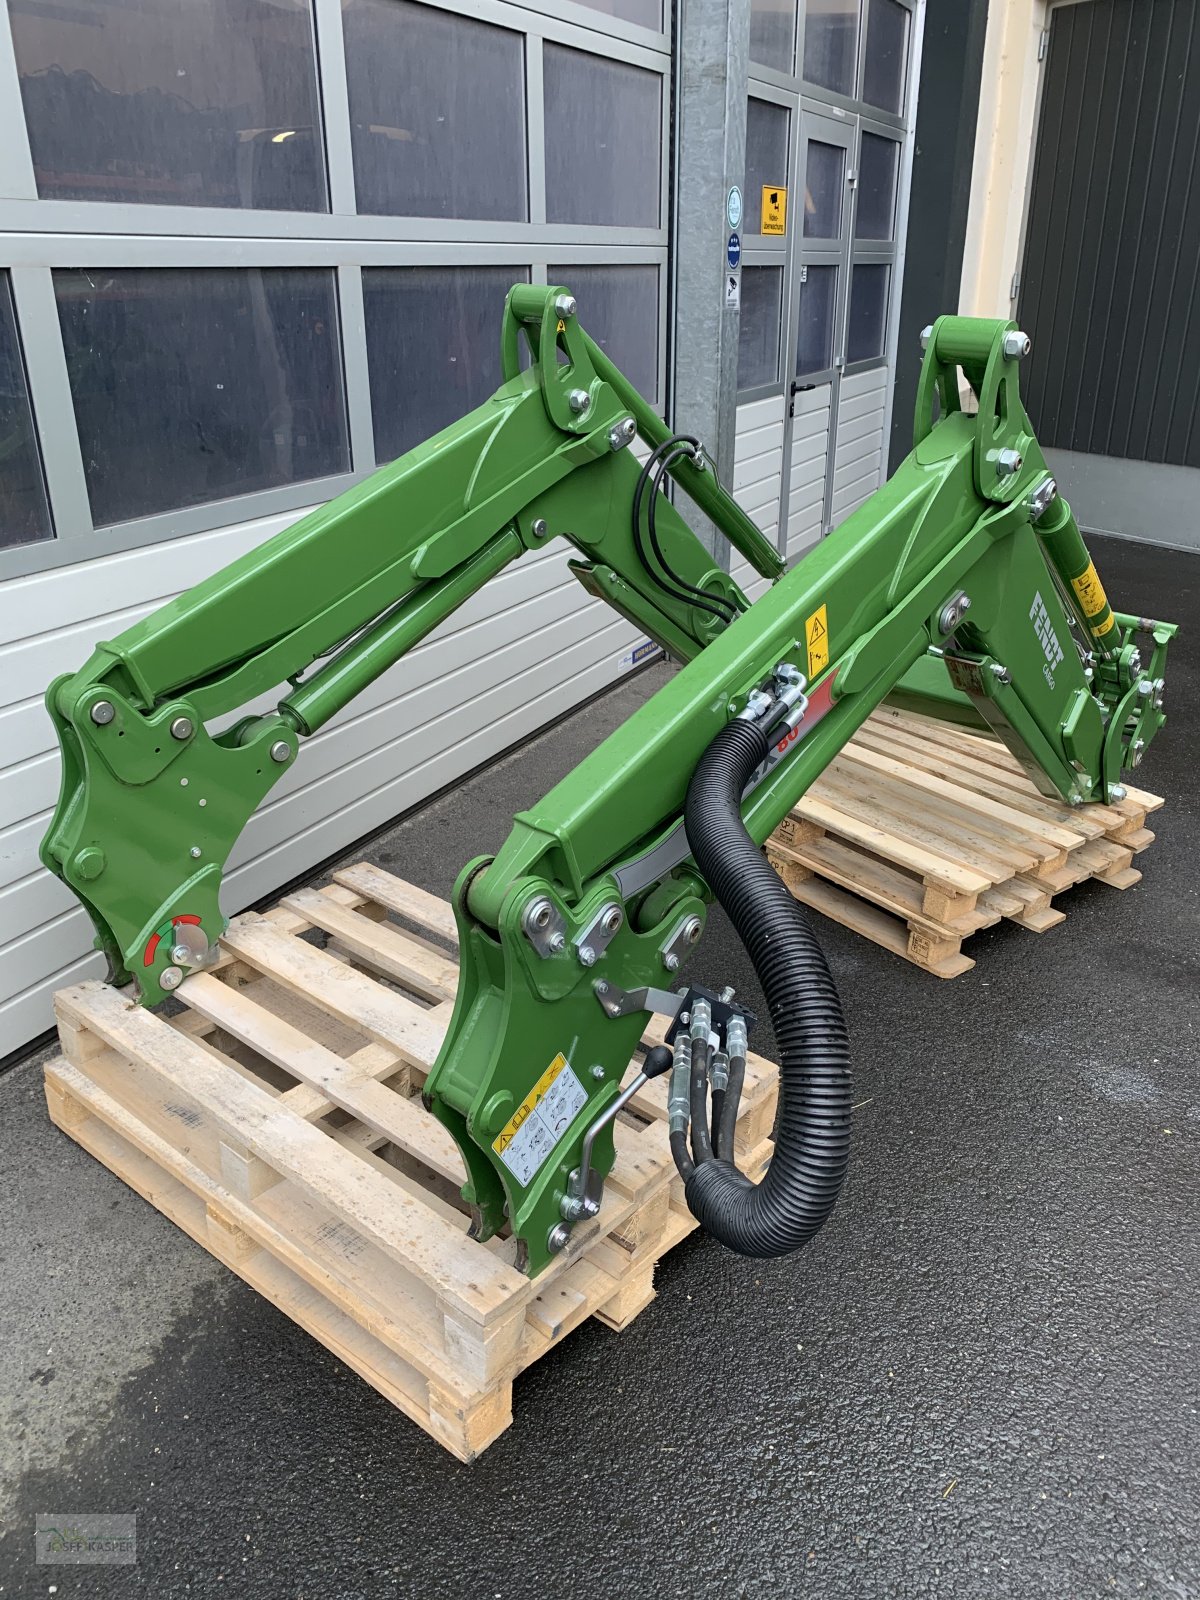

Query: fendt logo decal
left=1029, top=591, right=1065, bottom=689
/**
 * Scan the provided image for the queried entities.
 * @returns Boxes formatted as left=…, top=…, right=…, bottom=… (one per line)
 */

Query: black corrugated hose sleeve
left=682, top=716, right=852, bottom=1257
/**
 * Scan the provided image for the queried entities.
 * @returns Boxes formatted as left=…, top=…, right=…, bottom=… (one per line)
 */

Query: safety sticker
left=760, top=185, right=787, bottom=235
left=805, top=602, right=829, bottom=677
left=1071, top=561, right=1117, bottom=636
left=491, top=1052, right=588, bottom=1189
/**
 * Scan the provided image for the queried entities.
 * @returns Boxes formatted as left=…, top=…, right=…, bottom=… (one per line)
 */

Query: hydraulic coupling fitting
left=710, top=1049, right=730, bottom=1095
left=725, top=1012, right=748, bottom=1066
left=668, top=1035, right=693, bottom=1135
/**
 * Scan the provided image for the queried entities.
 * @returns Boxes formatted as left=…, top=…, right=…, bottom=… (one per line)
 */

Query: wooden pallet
left=43, top=863, right=779, bottom=1460
left=767, top=706, right=1164, bottom=978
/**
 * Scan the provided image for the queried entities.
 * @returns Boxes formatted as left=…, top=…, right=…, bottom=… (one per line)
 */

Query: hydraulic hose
left=681, top=716, right=852, bottom=1257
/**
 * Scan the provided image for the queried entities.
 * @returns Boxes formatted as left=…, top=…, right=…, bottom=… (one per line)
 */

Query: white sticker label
left=492, top=1053, right=588, bottom=1189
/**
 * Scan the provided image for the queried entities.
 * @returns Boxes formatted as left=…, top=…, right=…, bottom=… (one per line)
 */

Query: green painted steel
left=41, top=294, right=1176, bottom=1278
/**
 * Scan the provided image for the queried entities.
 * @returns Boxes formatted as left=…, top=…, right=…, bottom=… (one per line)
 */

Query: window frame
left=0, top=0, right=671, bottom=580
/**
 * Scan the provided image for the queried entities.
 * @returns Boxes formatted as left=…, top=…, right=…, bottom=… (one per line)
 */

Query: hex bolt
left=595, top=981, right=609, bottom=996
left=1132, top=739, right=1145, bottom=766
left=269, top=740, right=291, bottom=763
left=578, top=944, right=597, bottom=967
left=919, top=324, right=933, bottom=351
left=549, top=931, right=566, bottom=954
left=90, top=700, right=115, bottom=726
left=531, top=517, right=548, bottom=538
left=995, top=449, right=1023, bottom=477
left=568, top=388, right=591, bottom=415
left=159, top=966, right=184, bottom=992
left=547, top=1222, right=572, bottom=1254
left=1111, top=784, right=1127, bottom=802
left=590, top=1064, right=605, bottom=1081
left=1137, top=679, right=1153, bottom=698
left=170, top=944, right=191, bottom=965
left=1002, top=330, right=1031, bottom=360
left=190, top=846, right=202, bottom=859
left=554, top=294, right=577, bottom=319
left=1028, top=476, right=1059, bottom=520
left=663, top=953, right=680, bottom=972
left=170, top=715, right=194, bottom=741
left=608, top=417, right=636, bottom=452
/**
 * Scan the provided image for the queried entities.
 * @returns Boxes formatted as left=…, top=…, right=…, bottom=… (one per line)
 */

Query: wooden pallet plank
left=220, top=915, right=447, bottom=1072
left=180, top=973, right=468, bottom=1188
left=53, top=982, right=526, bottom=1328
left=792, top=793, right=992, bottom=896
left=281, top=887, right=459, bottom=1003
left=784, top=874, right=974, bottom=978
left=838, top=741, right=1088, bottom=850
left=333, top=863, right=460, bottom=947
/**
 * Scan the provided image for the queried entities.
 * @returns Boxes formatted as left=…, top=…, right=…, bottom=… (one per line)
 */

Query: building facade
left=0, top=0, right=922, bottom=1058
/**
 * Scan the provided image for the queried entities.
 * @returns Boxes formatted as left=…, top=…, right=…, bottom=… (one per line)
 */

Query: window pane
left=863, top=0, right=909, bottom=115
left=0, top=275, right=52, bottom=550
left=9, top=0, right=326, bottom=211
left=343, top=0, right=526, bottom=221
left=545, top=46, right=660, bottom=227
left=572, top=0, right=662, bottom=28
left=363, top=267, right=526, bottom=464
left=856, top=132, right=898, bottom=239
left=55, top=268, right=348, bottom=527
left=549, top=265, right=659, bottom=401
left=750, top=0, right=794, bottom=72
left=745, top=98, right=789, bottom=237
left=796, top=264, right=837, bottom=375
left=738, top=266, right=783, bottom=392
left=804, top=139, right=844, bottom=238
left=802, top=0, right=858, bottom=97
left=848, top=264, right=889, bottom=362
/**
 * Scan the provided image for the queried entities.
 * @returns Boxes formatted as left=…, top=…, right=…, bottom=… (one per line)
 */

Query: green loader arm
left=41, top=297, right=1175, bottom=1281
left=41, top=284, right=782, bottom=999
left=423, top=315, right=1177, bottom=1275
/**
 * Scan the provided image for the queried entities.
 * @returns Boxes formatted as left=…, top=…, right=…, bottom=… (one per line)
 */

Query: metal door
left=779, top=104, right=854, bottom=561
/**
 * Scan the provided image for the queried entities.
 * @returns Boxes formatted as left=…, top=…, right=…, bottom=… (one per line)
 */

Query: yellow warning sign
left=556, top=318, right=566, bottom=333
left=490, top=1052, right=588, bottom=1188
left=760, top=184, right=787, bottom=235
left=1070, top=559, right=1107, bottom=617
left=805, top=602, right=829, bottom=677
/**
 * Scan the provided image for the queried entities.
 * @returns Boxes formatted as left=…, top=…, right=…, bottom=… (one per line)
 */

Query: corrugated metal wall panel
left=830, top=367, right=887, bottom=525
left=786, top=386, right=831, bottom=561
left=0, top=509, right=640, bottom=1055
left=732, top=395, right=784, bottom=600
left=1021, top=0, right=1200, bottom=467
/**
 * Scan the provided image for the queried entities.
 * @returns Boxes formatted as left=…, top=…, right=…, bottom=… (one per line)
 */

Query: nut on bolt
left=1002, top=329, right=1032, bottom=359
left=608, top=417, right=637, bottom=451
left=995, top=448, right=1023, bottom=478
left=547, top=1222, right=572, bottom=1254
left=523, top=897, right=553, bottom=935
left=159, top=965, right=184, bottom=992
left=578, top=944, right=597, bottom=967
left=568, top=388, right=591, bottom=415
left=920, top=324, right=933, bottom=351
left=554, top=294, right=577, bottom=319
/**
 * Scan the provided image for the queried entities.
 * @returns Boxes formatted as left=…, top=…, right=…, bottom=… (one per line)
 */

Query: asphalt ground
left=1, top=533, right=1196, bottom=1599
